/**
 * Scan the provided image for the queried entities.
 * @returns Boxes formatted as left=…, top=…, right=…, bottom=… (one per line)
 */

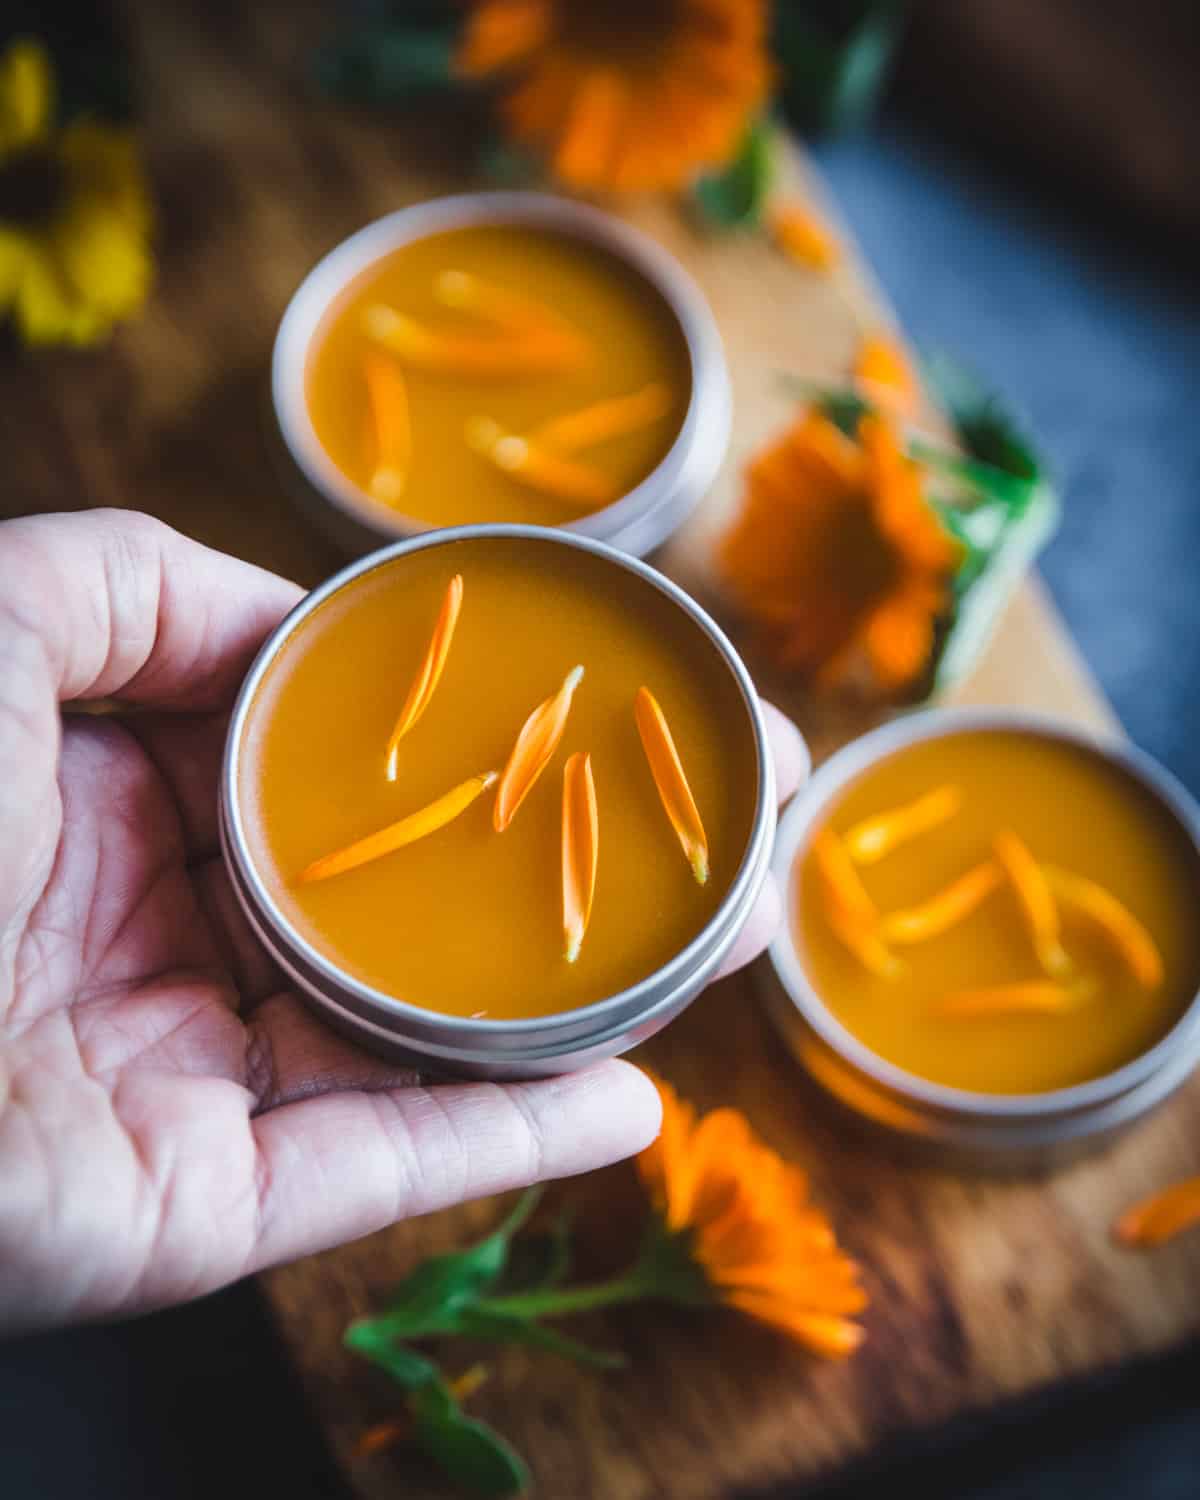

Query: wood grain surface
left=4, top=5, right=1197, bottom=1499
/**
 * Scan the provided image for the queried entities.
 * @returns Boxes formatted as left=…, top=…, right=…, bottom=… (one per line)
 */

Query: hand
left=0, top=510, right=808, bottom=1333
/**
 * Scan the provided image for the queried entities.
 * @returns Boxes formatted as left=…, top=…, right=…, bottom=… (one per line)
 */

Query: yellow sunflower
left=720, top=405, right=962, bottom=695
left=636, top=1075, right=866, bottom=1357
left=457, top=0, right=771, bottom=193
left=0, top=38, right=152, bottom=347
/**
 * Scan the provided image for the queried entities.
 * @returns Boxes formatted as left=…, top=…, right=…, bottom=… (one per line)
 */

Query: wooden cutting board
left=3, top=5, right=1197, bottom=1497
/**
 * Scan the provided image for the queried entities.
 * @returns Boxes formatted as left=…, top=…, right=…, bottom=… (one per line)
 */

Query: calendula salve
left=769, top=711, right=1200, bottom=1167
left=222, top=527, right=773, bottom=1077
left=271, top=194, right=729, bottom=558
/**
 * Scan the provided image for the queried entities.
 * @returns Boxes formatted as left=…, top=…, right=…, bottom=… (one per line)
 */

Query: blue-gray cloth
left=814, top=126, right=1200, bottom=799
left=5, top=122, right=1200, bottom=1500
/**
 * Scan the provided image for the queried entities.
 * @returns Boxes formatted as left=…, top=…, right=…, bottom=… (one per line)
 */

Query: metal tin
left=270, top=191, right=731, bottom=559
left=221, top=524, right=774, bottom=1079
left=768, top=708, right=1200, bottom=1172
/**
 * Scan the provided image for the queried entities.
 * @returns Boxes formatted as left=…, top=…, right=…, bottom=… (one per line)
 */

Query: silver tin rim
left=769, top=706, right=1200, bottom=1126
left=221, top=523, right=774, bottom=1061
left=270, top=191, right=731, bottom=558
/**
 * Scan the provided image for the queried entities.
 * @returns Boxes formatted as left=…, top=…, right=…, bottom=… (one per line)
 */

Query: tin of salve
left=271, top=192, right=730, bottom=559
left=221, top=525, right=773, bottom=1078
left=768, top=709, right=1200, bottom=1171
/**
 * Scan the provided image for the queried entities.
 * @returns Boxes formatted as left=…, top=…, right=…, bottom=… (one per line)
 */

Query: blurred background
left=3, top=2, right=1199, bottom=1497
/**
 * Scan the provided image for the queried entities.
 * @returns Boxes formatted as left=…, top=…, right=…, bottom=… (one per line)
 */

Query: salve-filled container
left=222, top=526, right=773, bottom=1077
left=769, top=710, right=1200, bottom=1169
left=271, top=193, right=730, bottom=558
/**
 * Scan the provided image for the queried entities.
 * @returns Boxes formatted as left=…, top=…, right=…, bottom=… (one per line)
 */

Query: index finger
left=0, top=508, right=304, bottom=709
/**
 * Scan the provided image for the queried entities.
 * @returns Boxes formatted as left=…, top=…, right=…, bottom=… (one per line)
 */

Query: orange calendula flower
left=770, top=201, right=839, bottom=270
left=1115, top=1178, right=1200, bottom=1248
left=853, top=331, right=918, bottom=415
left=720, top=408, right=962, bottom=695
left=456, top=0, right=771, bottom=194
left=636, top=1076, right=867, bottom=1357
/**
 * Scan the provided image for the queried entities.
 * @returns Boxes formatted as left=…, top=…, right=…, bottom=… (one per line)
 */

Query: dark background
left=5, top=2, right=1200, bottom=1495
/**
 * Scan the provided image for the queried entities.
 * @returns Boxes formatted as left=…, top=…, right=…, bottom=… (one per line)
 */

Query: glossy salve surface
left=306, top=224, right=691, bottom=526
left=238, top=534, right=758, bottom=1019
left=795, top=728, right=1200, bottom=1094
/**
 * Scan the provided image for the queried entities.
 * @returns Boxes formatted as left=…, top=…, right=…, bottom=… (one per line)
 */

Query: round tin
left=221, top=524, right=774, bottom=1079
left=270, top=192, right=731, bottom=559
left=768, top=708, right=1200, bottom=1172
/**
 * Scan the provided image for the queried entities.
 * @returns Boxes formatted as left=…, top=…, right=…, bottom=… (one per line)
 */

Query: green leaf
left=774, top=2, right=906, bottom=137
left=454, top=1308, right=627, bottom=1370
left=343, top=1327, right=441, bottom=1391
left=410, top=1383, right=531, bottom=1498
left=313, top=21, right=456, bottom=105
left=923, top=352, right=1040, bottom=480
left=497, top=1208, right=574, bottom=1295
left=352, top=1188, right=543, bottom=1341
left=692, top=118, right=774, bottom=229
left=915, top=354, right=1059, bottom=692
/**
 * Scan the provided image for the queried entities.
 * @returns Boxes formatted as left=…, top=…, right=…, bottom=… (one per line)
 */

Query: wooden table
left=4, top=6, right=1198, bottom=1498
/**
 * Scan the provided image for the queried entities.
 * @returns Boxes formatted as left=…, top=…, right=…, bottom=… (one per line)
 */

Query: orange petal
left=770, top=201, right=840, bottom=270
left=363, top=351, right=410, bottom=506
left=494, top=666, right=584, bottom=831
left=994, top=831, right=1072, bottom=977
left=466, top=417, right=617, bottom=509
left=854, top=331, right=918, bottom=415
left=725, top=1291, right=865, bottom=1358
left=1114, top=1178, right=1200, bottom=1248
left=634, top=686, right=709, bottom=885
left=562, top=751, right=598, bottom=963
left=530, top=383, right=673, bottom=455
left=433, top=268, right=586, bottom=357
left=844, top=785, right=963, bottom=865
left=385, top=574, right=463, bottom=780
left=364, top=304, right=585, bottom=377
left=933, top=979, right=1096, bottom=1018
left=300, top=771, right=496, bottom=883
left=1044, top=866, right=1164, bottom=989
left=881, top=860, right=1002, bottom=945
left=455, top=0, right=550, bottom=76
left=811, top=828, right=879, bottom=928
left=355, top=1416, right=410, bottom=1458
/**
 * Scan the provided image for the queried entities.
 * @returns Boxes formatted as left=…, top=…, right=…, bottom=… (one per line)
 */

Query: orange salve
left=240, top=536, right=757, bottom=1019
left=797, top=730, right=1200, bottom=1094
left=305, top=224, right=692, bottom=526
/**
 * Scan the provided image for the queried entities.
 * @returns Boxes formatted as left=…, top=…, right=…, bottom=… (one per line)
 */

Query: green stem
left=478, top=1271, right=654, bottom=1322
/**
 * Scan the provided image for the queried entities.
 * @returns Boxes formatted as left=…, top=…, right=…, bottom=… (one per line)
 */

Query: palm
left=0, top=511, right=800, bottom=1334
left=6, top=709, right=273, bottom=1324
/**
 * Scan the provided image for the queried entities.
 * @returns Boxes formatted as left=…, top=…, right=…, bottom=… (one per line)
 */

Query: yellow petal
left=1114, top=1177, right=1200, bottom=1248
left=299, top=771, right=496, bottom=883
left=494, top=666, right=584, bottom=831
left=635, top=686, right=708, bottom=884
left=881, top=860, right=1002, bottom=945
left=994, top=831, right=1072, bottom=977
left=562, top=751, right=598, bottom=963
left=1044, top=865, right=1164, bottom=989
left=0, top=39, right=54, bottom=153
left=530, top=383, right=673, bottom=455
left=844, top=785, right=962, bottom=865
left=385, top=574, right=463, bottom=780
